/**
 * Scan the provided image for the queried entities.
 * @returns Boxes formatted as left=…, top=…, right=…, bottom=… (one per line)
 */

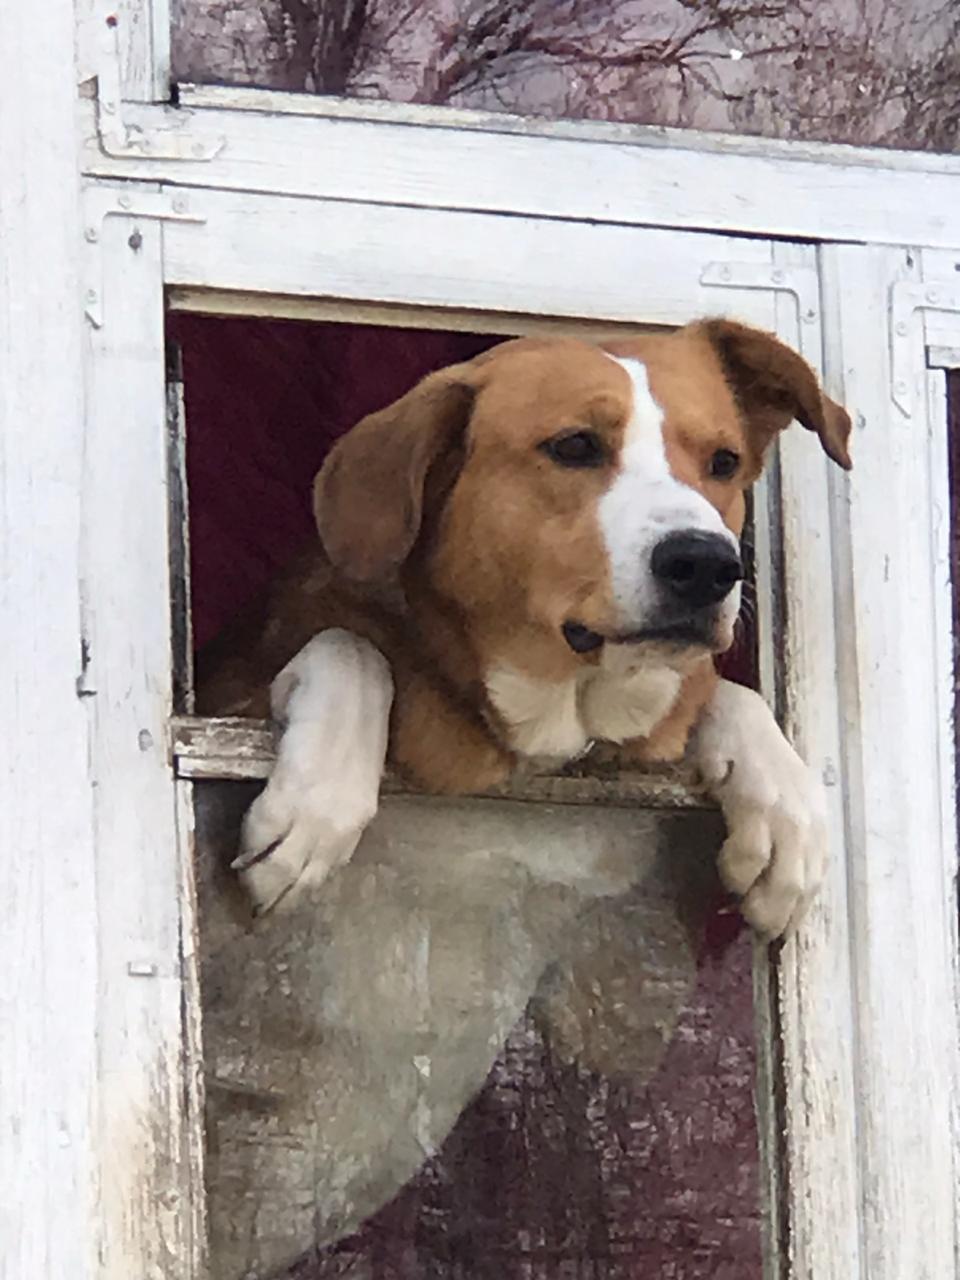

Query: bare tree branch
left=172, top=0, right=960, bottom=153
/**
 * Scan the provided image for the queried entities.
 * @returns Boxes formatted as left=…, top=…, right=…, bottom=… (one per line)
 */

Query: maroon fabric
left=173, top=314, right=760, bottom=1276
left=169, top=315, right=499, bottom=650
left=282, top=919, right=758, bottom=1280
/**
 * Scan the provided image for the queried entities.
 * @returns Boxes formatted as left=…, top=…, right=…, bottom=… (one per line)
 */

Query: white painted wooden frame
left=4, top=2, right=958, bottom=1276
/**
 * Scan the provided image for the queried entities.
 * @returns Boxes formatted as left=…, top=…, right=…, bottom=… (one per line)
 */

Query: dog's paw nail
left=231, top=836, right=283, bottom=872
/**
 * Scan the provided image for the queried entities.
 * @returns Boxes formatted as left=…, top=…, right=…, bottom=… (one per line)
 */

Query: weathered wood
left=920, top=248, right=960, bottom=355
left=813, top=244, right=960, bottom=1279
left=167, top=344, right=194, bottom=712
left=83, top=216, right=195, bottom=1276
left=928, top=345, right=960, bottom=370
left=78, top=90, right=960, bottom=251
left=0, top=5, right=99, bottom=1278
left=76, top=0, right=171, bottom=102
left=168, top=286, right=664, bottom=340
left=764, top=245, right=862, bottom=1279
left=156, top=187, right=779, bottom=329
left=172, top=714, right=714, bottom=809
left=175, top=779, right=209, bottom=1278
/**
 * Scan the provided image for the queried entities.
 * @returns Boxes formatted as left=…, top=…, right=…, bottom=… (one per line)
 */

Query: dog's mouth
left=561, top=618, right=715, bottom=654
left=560, top=621, right=606, bottom=653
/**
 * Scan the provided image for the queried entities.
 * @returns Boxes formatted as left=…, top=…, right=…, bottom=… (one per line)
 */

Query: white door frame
left=4, top=3, right=959, bottom=1277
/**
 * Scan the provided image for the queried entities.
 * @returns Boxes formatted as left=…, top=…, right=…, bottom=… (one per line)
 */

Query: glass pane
left=171, top=1, right=959, bottom=152
left=197, top=783, right=755, bottom=1280
left=172, top=312, right=764, bottom=1277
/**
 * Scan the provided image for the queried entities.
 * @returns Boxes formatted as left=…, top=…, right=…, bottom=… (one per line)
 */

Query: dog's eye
left=540, top=430, right=606, bottom=468
left=709, top=448, right=740, bottom=479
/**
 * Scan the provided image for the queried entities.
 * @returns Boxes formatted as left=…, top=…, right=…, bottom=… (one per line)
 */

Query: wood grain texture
left=169, top=287, right=665, bottom=340
left=920, top=247, right=960, bottom=355
left=815, top=244, right=960, bottom=1279
left=172, top=713, right=714, bottom=808
left=81, top=213, right=196, bottom=1276
left=76, top=0, right=170, bottom=101
left=0, top=4, right=99, bottom=1277
left=79, top=92, right=960, bottom=251
left=157, top=187, right=779, bottom=328
left=764, top=245, right=862, bottom=1279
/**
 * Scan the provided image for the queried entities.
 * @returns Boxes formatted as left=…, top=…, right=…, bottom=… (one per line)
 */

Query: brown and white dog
left=197, top=318, right=851, bottom=939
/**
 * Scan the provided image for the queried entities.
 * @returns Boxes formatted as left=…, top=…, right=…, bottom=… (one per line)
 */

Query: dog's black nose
left=651, top=530, right=743, bottom=608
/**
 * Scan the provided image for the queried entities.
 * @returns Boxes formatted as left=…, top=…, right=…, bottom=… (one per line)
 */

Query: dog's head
left=314, top=320, right=851, bottom=680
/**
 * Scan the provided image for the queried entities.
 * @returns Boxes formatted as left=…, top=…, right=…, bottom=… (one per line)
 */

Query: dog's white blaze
left=599, top=356, right=738, bottom=627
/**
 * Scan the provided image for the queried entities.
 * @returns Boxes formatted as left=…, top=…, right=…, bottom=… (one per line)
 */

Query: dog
left=196, top=318, right=852, bottom=1273
left=197, top=317, right=850, bottom=939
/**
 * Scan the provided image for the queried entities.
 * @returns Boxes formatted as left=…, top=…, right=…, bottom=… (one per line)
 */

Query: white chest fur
left=485, top=649, right=684, bottom=761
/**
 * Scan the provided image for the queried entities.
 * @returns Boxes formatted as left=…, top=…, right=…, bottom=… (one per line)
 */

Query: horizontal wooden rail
left=171, top=715, right=715, bottom=811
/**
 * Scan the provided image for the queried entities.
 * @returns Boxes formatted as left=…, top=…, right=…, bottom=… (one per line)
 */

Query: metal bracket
left=94, top=13, right=224, bottom=161
left=889, top=279, right=960, bottom=416
left=83, top=188, right=205, bottom=327
left=700, top=262, right=821, bottom=330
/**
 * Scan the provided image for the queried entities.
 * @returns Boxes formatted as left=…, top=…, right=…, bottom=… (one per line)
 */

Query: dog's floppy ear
left=692, top=318, right=852, bottom=470
left=313, top=363, right=479, bottom=583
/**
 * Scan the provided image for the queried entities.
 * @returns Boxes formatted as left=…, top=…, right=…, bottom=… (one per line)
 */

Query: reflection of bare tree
left=263, top=0, right=369, bottom=93
left=898, top=10, right=960, bottom=153
left=173, top=0, right=957, bottom=159
left=727, top=0, right=960, bottom=151
left=400, top=0, right=800, bottom=115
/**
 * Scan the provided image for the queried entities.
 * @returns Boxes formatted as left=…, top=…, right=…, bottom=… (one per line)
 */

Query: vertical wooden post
left=0, top=4, right=99, bottom=1276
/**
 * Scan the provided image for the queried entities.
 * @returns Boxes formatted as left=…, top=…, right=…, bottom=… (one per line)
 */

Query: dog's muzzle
left=562, top=530, right=742, bottom=656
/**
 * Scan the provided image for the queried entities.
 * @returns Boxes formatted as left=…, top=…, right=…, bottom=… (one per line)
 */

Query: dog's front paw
left=234, top=775, right=377, bottom=914
left=694, top=681, right=828, bottom=939
left=233, top=630, right=392, bottom=914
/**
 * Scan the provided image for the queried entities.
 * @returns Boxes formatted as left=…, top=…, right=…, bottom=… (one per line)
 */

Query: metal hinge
left=700, top=262, right=820, bottom=330
left=76, top=635, right=97, bottom=699
left=93, top=12, right=224, bottom=161
left=82, top=187, right=205, bottom=327
left=889, top=279, right=960, bottom=416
